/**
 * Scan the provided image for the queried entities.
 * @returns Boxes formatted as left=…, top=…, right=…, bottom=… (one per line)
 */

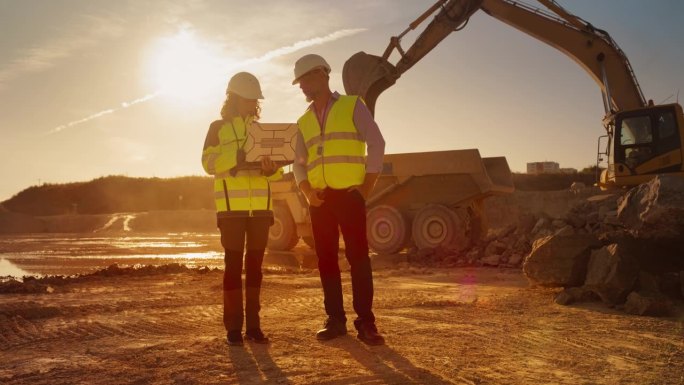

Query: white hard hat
left=226, top=72, right=264, bottom=99
left=292, top=54, right=331, bottom=85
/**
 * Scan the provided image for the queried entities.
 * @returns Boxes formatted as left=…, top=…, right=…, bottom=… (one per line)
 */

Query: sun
left=146, top=30, right=226, bottom=103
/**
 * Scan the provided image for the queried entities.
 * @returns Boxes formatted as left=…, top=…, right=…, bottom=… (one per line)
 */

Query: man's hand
left=260, top=156, right=277, bottom=176
left=299, top=181, right=324, bottom=207
left=348, top=173, right=379, bottom=200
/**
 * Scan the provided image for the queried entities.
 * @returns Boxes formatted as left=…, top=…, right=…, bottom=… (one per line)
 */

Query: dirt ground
left=1, top=252, right=683, bottom=385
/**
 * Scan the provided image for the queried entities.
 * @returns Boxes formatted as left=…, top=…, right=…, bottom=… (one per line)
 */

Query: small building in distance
left=527, top=161, right=559, bottom=174
left=526, top=162, right=578, bottom=174
left=526, top=161, right=578, bottom=174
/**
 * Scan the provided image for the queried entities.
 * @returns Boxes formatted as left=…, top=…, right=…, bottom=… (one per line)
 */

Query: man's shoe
left=227, top=330, right=244, bottom=346
left=316, top=318, right=347, bottom=341
left=356, top=323, right=385, bottom=346
left=245, top=329, right=269, bottom=344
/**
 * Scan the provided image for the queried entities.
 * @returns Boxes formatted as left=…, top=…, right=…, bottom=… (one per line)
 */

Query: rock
left=523, top=234, right=601, bottom=287
left=637, top=272, right=661, bottom=295
left=517, top=213, right=538, bottom=234
left=465, top=248, right=480, bottom=264
left=554, top=225, right=575, bottom=237
left=603, top=210, right=620, bottom=225
left=513, top=236, right=531, bottom=253
left=507, top=253, right=523, bottom=266
left=531, top=229, right=553, bottom=244
left=617, top=175, right=684, bottom=239
left=552, top=219, right=566, bottom=229
left=660, top=272, right=683, bottom=300
left=484, top=240, right=507, bottom=257
left=586, top=211, right=599, bottom=225
left=623, top=291, right=673, bottom=316
left=584, top=244, right=639, bottom=305
left=555, top=286, right=596, bottom=305
left=565, top=213, right=586, bottom=229
left=531, top=218, right=548, bottom=235
left=481, top=254, right=501, bottom=266
left=681, top=271, right=684, bottom=298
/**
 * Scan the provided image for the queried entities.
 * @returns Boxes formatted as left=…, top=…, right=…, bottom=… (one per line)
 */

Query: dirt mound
left=0, top=263, right=221, bottom=295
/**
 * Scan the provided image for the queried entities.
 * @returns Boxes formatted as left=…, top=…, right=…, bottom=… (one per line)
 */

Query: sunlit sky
left=1, top=0, right=683, bottom=201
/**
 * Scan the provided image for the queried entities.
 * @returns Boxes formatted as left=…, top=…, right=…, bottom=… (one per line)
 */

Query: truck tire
left=268, top=202, right=299, bottom=251
left=366, top=205, right=411, bottom=255
left=412, top=204, right=467, bottom=251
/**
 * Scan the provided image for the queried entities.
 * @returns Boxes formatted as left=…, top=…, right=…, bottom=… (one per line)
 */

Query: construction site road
left=1, top=259, right=682, bottom=385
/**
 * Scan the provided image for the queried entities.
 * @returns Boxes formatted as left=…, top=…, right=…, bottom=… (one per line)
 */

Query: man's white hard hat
left=227, top=72, right=264, bottom=99
left=292, top=54, right=331, bottom=85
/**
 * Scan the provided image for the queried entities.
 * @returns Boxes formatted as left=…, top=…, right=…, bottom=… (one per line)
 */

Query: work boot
left=316, top=317, right=347, bottom=341
left=227, top=330, right=244, bottom=346
left=356, top=322, right=385, bottom=346
left=245, top=329, right=269, bottom=344
left=223, top=289, right=243, bottom=336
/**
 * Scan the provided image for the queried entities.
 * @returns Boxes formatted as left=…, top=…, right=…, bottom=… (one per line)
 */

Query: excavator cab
left=601, top=103, right=684, bottom=189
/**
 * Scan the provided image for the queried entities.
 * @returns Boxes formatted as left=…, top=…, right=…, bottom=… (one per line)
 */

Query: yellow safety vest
left=298, top=95, right=366, bottom=189
left=201, top=116, right=282, bottom=217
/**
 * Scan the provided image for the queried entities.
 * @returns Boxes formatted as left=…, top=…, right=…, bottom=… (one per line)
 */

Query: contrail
left=49, top=92, right=160, bottom=134
left=49, top=28, right=366, bottom=134
left=238, top=28, right=366, bottom=66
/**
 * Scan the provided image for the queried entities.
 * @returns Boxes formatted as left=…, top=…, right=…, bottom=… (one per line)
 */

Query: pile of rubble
left=407, top=175, right=684, bottom=316
left=524, top=175, right=684, bottom=316
left=0, top=263, right=220, bottom=294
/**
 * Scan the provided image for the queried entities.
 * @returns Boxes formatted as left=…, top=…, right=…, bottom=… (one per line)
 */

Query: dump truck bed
left=370, top=149, right=514, bottom=209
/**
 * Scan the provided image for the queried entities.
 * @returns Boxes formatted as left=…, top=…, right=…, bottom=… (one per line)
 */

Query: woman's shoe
left=227, top=330, right=244, bottom=346
left=245, top=329, right=269, bottom=344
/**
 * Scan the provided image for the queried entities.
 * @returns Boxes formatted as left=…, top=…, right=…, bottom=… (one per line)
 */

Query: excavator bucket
left=343, top=52, right=398, bottom=116
left=343, top=0, right=482, bottom=115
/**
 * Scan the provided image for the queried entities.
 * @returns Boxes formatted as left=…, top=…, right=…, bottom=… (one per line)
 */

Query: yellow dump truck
left=267, top=149, right=514, bottom=254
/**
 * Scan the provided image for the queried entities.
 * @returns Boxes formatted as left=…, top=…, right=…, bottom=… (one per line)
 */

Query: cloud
left=0, top=14, right=125, bottom=89
left=49, top=28, right=366, bottom=134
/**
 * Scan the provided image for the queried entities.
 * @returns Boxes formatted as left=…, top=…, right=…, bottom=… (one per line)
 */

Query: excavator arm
left=343, top=0, right=482, bottom=115
left=344, top=0, right=647, bottom=116
left=480, top=0, right=646, bottom=113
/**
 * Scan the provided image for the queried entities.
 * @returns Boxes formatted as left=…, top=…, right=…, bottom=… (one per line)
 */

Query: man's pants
left=218, top=216, right=271, bottom=333
left=309, top=188, right=375, bottom=327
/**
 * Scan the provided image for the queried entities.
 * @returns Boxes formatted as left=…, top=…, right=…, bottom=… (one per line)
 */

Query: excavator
left=343, top=0, right=684, bottom=190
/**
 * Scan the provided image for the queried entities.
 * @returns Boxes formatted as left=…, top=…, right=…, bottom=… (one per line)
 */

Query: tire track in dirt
left=383, top=291, right=683, bottom=385
left=0, top=300, right=225, bottom=352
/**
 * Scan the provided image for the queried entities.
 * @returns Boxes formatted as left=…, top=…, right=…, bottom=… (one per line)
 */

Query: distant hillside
left=2, top=175, right=214, bottom=216
left=1, top=172, right=597, bottom=217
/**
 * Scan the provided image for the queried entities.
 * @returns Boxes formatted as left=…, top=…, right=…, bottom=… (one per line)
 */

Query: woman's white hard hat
left=227, top=72, right=264, bottom=99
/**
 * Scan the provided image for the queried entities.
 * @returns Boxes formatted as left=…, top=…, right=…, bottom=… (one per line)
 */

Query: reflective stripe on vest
left=298, top=95, right=366, bottom=189
left=209, top=116, right=274, bottom=213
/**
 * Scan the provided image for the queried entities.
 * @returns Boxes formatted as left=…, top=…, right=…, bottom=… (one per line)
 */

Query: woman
left=201, top=72, right=281, bottom=346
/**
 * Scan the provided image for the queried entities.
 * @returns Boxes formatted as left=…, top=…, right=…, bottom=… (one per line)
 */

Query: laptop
left=234, top=122, right=298, bottom=172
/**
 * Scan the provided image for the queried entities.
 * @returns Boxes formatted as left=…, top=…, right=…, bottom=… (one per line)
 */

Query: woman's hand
left=261, top=156, right=277, bottom=176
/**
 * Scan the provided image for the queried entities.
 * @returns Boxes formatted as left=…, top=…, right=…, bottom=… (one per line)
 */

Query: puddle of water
left=0, top=258, right=35, bottom=280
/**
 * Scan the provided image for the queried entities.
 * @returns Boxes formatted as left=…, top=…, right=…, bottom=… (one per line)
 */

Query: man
left=292, top=54, right=386, bottom=345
